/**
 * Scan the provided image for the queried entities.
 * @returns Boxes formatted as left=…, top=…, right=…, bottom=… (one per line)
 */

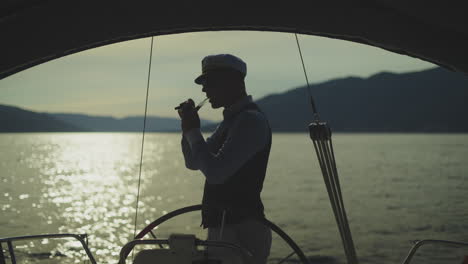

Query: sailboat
left=1, top=1, right=468, bottom=263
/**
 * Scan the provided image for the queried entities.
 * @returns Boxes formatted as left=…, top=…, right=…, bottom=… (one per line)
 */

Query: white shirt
left=181, top=95, right=271, bottom=184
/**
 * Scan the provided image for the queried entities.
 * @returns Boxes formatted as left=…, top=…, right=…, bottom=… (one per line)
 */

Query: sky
left=0, top=31, right=436, bottom=121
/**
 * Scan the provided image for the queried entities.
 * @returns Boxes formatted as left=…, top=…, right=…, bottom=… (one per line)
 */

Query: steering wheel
left=135, top=204, right=310, bottom=264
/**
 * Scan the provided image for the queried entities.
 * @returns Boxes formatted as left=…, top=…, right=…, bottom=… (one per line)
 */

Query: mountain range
left=0, top=107, right=213, bottom=132
left=253, top=67, right=468, bottom=132
left=49, top=113, right=213, bottom=132
left=1, top=67, right=467, bottom=133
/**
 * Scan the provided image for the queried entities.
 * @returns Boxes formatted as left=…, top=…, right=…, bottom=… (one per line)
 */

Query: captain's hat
left=194, top=54, right=247, bottom=85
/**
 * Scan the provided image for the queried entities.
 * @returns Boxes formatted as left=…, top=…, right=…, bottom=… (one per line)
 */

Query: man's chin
left=210, top=101, right=222, bottom=109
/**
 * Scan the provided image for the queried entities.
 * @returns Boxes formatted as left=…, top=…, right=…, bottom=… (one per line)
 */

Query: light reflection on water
left=0, top=133, right=205, bottom=263
left=1, top=133, right=468, bottom=264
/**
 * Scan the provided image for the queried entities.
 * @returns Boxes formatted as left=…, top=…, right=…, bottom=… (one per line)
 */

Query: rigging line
left=277, top=251, right=296, bottom=264
left=133, top=36, right=155, bottom=240
left=297, top=32, right=358, bottom=263
left=294, top=33, right=319, bottom=121
left=329, top=138, right=358, bottom=262
left=316, top=140, right=348, bottom=252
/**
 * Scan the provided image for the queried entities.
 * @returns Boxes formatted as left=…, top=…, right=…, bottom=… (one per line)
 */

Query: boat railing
left=402, top=239, right=468, bottom=264
left=0, top=233, right=97, bottom=264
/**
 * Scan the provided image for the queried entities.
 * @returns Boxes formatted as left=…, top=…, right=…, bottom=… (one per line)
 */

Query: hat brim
left=194, top=74, right=206, bottom=85
left=195, top=68, right=245, bottom=85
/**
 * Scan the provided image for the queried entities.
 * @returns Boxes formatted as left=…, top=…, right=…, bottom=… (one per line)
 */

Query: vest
left=201, top=103, right=272, bottom=228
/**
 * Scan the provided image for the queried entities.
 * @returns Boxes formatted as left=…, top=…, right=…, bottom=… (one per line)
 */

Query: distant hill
left=50, top=113, right=213, bottom=132
left=249, top=67, right=468, bottom=132
left=0, top=105, right=82, bottom=132
left=0, top=106, right=213, bottom=132
left=2, top=67, right=468, bottom=133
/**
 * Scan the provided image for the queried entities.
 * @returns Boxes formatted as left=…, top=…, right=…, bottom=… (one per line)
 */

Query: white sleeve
left=181, top=136, right=199, bottom=170
left=181, top=124, right=222, bottom=170
left=184, top=111, right=269, bottom=184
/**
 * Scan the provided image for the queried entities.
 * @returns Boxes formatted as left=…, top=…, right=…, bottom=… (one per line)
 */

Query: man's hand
left=177, top=99, right=200, bottom=133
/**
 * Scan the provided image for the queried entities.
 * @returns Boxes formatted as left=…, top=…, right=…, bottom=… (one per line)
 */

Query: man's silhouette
left=178, top=54, right=272, bottom=264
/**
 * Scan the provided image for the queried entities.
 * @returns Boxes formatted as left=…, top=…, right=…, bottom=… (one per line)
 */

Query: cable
left=294, top=33, right=359, bottom=264
left=133, top=36, right=155, bottom=240
left=294, top=33, right=319, bottom=121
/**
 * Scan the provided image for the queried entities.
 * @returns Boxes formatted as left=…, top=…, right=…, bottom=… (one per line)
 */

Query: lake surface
left=1, top=133, right=468, bottom=264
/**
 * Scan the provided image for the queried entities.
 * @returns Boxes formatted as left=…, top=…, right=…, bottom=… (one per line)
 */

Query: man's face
left=201, top=71, right=234, bottom=109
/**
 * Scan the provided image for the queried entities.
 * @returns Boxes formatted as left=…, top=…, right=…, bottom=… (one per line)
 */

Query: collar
left=223, top=95, right=253, bottom=120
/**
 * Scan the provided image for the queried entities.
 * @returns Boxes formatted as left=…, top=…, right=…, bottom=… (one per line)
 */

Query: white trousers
left=206, top=219, right=272, bottom=264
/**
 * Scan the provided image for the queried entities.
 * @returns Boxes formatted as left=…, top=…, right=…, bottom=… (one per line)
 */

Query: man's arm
left=181, top=123, right=222, bottom=170
left=184, top=111, right=269, bottom=184
left=181, top=136, right=198, bottom=170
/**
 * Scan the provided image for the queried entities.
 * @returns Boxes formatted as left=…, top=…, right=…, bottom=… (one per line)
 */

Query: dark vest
left=201, top=103, right=272, bottom=228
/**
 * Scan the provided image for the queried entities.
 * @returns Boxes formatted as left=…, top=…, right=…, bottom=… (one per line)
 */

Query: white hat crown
left=201, top=54, right=247, bottom=75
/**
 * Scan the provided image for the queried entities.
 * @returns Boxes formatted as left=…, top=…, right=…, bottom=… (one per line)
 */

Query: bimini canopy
left=1, top=0, right=467, bottom=79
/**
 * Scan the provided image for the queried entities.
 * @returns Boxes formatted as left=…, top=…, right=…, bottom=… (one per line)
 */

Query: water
left=1, top=133, right=467, bottom=264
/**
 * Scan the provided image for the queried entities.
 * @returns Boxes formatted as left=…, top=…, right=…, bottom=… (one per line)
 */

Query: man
left=177, top=54, right=272, bottom=264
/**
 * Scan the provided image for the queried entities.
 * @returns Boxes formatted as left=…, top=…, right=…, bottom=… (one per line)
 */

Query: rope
left=294, top=33, right=319, bottom=121
left=219, top=210, right=227, bottom=240
left=277, top=251, right=296, bottom=264
left=133, top=36, right=155, bottom=240
left=294, top=33, right=359, bottom=264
